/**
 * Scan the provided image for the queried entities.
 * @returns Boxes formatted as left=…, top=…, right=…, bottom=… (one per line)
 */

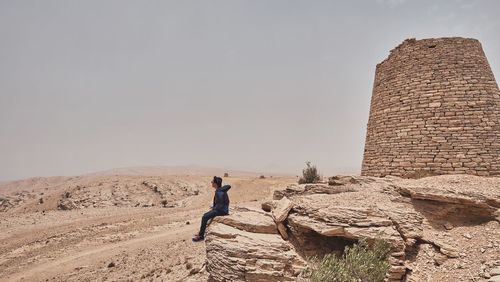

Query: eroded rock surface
left=215, top=207, right=278, bottom=234
left=271, top=197, right=294, bottom=223
left=205, top=175, right=500, bottom=282
left=205, top=208, right=306, bottom=281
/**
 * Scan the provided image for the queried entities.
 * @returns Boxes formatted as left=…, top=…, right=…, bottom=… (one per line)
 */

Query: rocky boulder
left=215, top=207, right=278, bottom=234
left=0, top=197, right=13, bottom=212
left=205, top=207, right=306, bottom=281
left=57, top=198, right=77, bottom=210
left=328, top=175, right=360, bottom=186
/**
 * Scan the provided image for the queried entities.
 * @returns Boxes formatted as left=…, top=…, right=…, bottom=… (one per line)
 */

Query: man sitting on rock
left=192, top=176, right=231, bottom=242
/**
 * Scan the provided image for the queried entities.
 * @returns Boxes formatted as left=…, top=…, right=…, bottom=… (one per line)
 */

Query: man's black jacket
left=212, top=185, right=231, bottom=215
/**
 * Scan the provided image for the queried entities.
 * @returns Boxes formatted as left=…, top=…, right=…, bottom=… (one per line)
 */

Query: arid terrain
left=1, top=168, right=499, bottom=282
left=0, top=167, right=296, bottom=282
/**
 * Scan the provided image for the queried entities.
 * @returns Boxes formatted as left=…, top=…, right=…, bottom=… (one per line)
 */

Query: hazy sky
left=1, top=0, right=499, bottom=180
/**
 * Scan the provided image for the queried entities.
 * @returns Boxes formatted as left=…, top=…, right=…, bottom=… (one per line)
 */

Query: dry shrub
left=161, top=200, right=168, bottom=207
left=304, top=238, right=391, bottom=282
left=298, top=161, right=321, bottom=184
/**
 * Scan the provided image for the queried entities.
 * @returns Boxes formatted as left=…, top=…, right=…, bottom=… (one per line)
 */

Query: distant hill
left=84, top=165, right=293, bottom=178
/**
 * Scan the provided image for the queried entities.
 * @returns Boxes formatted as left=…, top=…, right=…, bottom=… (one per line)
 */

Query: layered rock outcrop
left=205, top=175, right=500, bottom=281
left=205, top=206, right=306, bottom=281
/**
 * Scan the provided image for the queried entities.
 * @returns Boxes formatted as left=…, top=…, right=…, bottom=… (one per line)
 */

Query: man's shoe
left=192, top=235, right=204, bottom=242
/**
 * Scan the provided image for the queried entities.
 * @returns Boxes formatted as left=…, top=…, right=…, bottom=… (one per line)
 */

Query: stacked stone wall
left=362, top=37, right=500, bottom=177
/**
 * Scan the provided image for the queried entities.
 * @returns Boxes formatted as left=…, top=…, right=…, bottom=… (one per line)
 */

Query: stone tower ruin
left=362, top=37, right=500, bottom=177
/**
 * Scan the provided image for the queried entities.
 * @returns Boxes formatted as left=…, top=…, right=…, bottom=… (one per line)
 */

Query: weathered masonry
left=362, top=37, right=500, bottom=177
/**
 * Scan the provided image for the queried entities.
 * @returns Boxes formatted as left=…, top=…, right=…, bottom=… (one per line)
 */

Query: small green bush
left=298, top=161, right=321, bottom=184
left=304, top=238, right=391, bottom=282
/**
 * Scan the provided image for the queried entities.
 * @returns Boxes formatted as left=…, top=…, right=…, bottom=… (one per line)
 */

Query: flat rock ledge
left=206, top=175, right=500, bottom=282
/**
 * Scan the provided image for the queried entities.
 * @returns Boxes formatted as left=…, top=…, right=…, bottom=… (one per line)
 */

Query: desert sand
left=0, top=167, right=296, bottom=282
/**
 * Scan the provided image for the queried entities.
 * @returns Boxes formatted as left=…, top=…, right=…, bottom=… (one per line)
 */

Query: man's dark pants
left=199, top=209, right=225, bottom=238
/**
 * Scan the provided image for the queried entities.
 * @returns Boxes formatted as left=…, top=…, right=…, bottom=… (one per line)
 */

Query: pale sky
left=1, top=0, right=499, bottom=180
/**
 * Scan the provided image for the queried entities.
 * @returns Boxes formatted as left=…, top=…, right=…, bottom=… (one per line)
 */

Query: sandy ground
left=0, top=173, right=296, bottom=282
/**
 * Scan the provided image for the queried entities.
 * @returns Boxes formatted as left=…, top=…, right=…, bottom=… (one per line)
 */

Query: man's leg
left=198, top=210, right=219, bottom=238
